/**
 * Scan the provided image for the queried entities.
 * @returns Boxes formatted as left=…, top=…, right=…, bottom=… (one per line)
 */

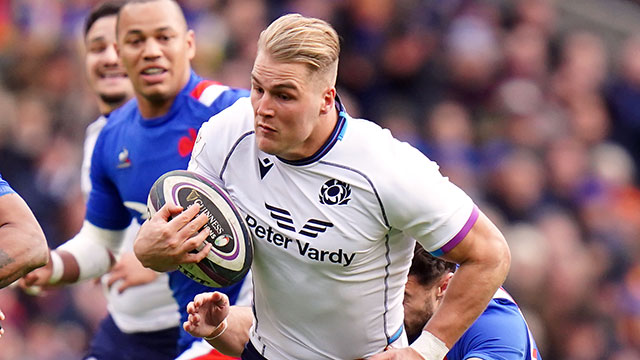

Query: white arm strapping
left=410, top=330, right=449, bottom=360
left=57, top=220, right=125, bottom=282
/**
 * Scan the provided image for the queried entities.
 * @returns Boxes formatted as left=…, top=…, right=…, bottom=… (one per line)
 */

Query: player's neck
left=281, top=108, right=339, bottom=161
left=136, top=95, right=175, bottom=119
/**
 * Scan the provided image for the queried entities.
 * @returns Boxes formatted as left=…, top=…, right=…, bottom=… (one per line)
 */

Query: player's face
left=251, top=51, right=335, bottom=161
left=116, top=1, right=195, bottom=106
left=85, top=15, right=132, bottom=109
left=403, top=275, right=440, bottom=338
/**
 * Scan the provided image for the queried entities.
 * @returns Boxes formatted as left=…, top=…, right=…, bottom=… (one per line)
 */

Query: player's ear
left=186, top=29, right=196, bottom=61
left=437, top=272, right=454, bottom=297
left=319, top=86, right=336, bottom=115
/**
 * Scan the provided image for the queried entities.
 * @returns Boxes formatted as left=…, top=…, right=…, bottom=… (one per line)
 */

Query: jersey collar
left=277, top=95, right=348, bottom=166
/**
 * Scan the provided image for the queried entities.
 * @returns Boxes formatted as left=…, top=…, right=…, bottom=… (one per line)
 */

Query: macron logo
left=259, top=158, right=273, bottom=179
left=265, top=203, right=333, bottom=238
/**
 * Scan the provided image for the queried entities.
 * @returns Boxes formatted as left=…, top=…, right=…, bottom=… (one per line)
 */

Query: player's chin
left=255, top=137, right=280, bottom=156
left=141, top=88, right=171, bottom=103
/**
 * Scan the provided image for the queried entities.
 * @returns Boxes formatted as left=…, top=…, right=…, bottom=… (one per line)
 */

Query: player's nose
left=142, top=38, right=162, bottom=60
left=255, top=93, right=275, bottom=118
left=102, top=45, right=120, bottom=65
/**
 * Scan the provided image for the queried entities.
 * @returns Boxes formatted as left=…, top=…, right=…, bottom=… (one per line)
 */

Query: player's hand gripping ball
left=148, top=170, right=252, bottom=287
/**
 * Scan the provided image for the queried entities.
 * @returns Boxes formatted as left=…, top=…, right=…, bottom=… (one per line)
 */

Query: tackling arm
left=23, top=220, right=124, bottom=286
left=0, top=193, right=48, bottom=288
left=424, top=210, right=511, bottom=348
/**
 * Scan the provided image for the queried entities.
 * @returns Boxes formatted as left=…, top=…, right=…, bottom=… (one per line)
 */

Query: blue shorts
left=240, top=341, right=267, bottom=360
left=84, top=314, right=179, bottom=360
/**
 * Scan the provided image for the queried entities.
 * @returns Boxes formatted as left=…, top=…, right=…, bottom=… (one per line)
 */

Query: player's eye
left=90, top=45, right=106, bottom=53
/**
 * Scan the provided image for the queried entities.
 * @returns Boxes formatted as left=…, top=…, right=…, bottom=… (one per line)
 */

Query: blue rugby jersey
left=446, top=288, right=541, bottom=360
left=0, top=174, right=15, bottom=196
left=86, top=71, right=249, bottom=352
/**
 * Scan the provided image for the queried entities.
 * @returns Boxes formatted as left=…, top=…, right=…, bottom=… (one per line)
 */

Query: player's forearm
left=206, top=306, right=253, bottom=357
left=0, top=225, right=48, bottom=288
left=426, top=256, right=508, bottom=347
left=426, top=213, right=511, bottom=348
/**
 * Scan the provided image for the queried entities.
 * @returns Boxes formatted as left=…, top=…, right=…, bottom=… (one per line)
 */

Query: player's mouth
left=98, top=70, right=128, bottom=80
left=256, top=123, right=277, bottom=134
left=140, top=66, right=168, bottom=83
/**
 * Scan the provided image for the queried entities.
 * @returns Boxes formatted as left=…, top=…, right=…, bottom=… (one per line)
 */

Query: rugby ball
left=147, top=170, right=252, bottom=288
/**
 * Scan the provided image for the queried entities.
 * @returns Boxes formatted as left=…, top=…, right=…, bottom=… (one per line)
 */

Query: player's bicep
left=436, top=210, right=506, bottom=266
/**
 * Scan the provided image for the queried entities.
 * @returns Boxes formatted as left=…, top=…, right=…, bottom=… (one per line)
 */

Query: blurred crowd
left=1, top=0, right=640, bottom=358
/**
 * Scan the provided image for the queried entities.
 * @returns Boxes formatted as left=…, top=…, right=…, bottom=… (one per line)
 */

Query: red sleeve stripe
left=190, top=80, right=222, bottom=99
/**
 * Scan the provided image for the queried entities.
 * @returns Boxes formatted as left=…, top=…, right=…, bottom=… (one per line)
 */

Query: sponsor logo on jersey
left=258, top=157, right=274, bottom=179
left=117, top=147, right=131, bottom=168
left=245, top=213, right=355, bottom=266
left=319, top=179, right=351, bottom=205
left=265, top=203, right=333, bottom=238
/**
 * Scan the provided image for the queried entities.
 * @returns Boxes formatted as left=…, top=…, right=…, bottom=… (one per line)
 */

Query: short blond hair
left=258, top=13, right=340, bottom=84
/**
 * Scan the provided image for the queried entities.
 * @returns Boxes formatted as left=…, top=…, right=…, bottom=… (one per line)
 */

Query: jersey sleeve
left=0, top=174, right=15, bottom=197
left=450, top=300, right=531, bottom=359
left=381, top=136, right=477, bottom=255
left=84, top=131, right=133, bottom=230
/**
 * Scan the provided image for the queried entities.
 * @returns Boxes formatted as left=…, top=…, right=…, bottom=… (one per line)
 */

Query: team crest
left=319, top=179, right=351, bottom=206
left=117, top=147, right=131, bottom=168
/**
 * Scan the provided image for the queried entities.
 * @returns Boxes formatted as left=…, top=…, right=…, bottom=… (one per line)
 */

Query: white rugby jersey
left=189, top=97, right=477, bottom=359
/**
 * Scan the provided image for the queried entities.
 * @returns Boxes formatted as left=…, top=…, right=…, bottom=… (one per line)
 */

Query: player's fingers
left=106, top=272, right=124, bottom=288
left=22, top=272, right=42, bottom=287
left=117, top=279, right=133, bottom=294
left=211, top=291, right=229, bottom=308
left=184, top=241, right=212, bottom=264
left=155, top=203, right=183, bottom=221
left=177, top=213, right=209, bottom=240
left=187, top=300, right=197, bottom=314
left=169, top=204, right=202, bottom=231
left=194, top=292, right=214, bottom=307
left=0, top=309, right=5, bottom=320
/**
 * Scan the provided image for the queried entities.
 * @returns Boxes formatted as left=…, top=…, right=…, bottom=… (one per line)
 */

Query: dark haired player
left=405, top=245, right=542, bottom=359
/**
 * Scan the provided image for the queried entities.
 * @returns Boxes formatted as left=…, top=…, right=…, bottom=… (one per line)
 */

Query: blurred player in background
left=23, top=2, right=182, bottom=359
left=139, top=13, right=511, bottom=360
left=23, top=0, right=250, bottom=358
left=405, top=244, right=541, bottom=359
left=0, top=173, right=47, bottom=289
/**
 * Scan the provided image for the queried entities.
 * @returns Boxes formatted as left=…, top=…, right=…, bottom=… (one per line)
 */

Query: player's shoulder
left=338, top=116, right=430, bottom=170
left=192, top=97, right=254, bottom=160
left=201, top=96, right=254, bottom=133
left=187, top=78, right=249, bottom=116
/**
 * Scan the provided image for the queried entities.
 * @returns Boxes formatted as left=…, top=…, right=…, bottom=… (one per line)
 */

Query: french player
left=24, top=2, right=182, bottom=359
left=405, top=244, right=541, bottom=360
left=137, top=13, right=511, bottom=360
left=23, top=1, right=250, bottom=359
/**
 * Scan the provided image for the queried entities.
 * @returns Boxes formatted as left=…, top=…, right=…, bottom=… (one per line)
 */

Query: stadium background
left=1, top=0, right=640, bottom=358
